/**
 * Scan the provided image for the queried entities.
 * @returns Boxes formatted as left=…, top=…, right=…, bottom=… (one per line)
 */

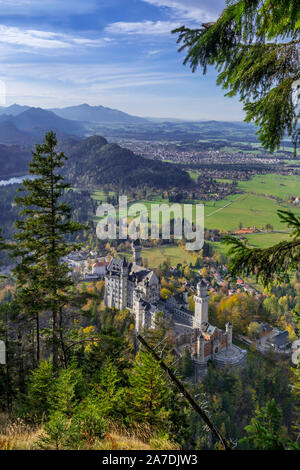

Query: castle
left=104, top=240, right=247, bottom=375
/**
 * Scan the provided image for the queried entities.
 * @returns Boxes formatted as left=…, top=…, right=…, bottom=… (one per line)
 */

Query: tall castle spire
left=193, top=278, right=210, bottom=329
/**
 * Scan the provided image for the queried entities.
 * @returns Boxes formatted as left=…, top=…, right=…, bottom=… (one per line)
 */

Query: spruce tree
left=129, top=350, right=170, bottom=429
left=172, top=1, right=300, bottom=293
left=240, top=399, right=285, bottom=449
left=173, top=0, right=299, bottom=152
left=13, top=131, right=86, bottom=370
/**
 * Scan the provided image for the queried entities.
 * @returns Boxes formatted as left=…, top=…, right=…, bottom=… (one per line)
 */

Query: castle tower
left=193, top=279, right=210, bottom=329
left=120, top=257, right=128, bottom=309
left=133, top=289, right=144, bottom=333
left=197, top=333, right=205, bottom=362
left=226, top=322, right=232, bottom=348
left=132, top=239, right=142, bottom=266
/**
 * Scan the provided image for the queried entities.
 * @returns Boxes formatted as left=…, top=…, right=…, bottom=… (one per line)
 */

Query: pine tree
left=240, top=399, right=285, bottom=450
left=173, top=0, right=299, bottom=153
left=88, top=359, right=126, bottom=420
left=129, top=350, right=170, bottom=429
left=223, top=210, right=300, bottom=287
left=13, top=131, right=86, bottom=370
left=48, top=366, right=84, bottom=418
left=25, top=360, right=54, bottom=419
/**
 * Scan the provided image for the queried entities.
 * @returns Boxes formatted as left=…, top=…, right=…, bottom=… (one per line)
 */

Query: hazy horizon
left=0, top=0, right=247, bottom=121
left=0, top=101, right=249, bottom=123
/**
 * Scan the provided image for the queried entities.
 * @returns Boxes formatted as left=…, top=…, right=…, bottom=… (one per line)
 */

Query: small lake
left=0, top=175, right=32, bottom=186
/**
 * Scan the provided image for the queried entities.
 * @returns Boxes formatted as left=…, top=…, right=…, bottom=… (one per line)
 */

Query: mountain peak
left=51, top=103, right=146, bottom=124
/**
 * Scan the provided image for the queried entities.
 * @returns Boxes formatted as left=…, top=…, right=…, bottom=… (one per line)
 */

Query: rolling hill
left=0, top=132, right=191, bottom=190
left=62, top=135, right=191, bottom=189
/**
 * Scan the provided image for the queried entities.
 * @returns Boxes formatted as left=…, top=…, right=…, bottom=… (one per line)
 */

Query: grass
left=91, top=190, right=116, bottom=202
left=119, top=244, right=196, bottom=268
left=238, top=174, right=300, bottom=200
left=244, top=231, right=292, bottom=248
left=0, top=414, right=179, bottom=451
left=187, top=170, right=199, bottom=180
left=91, top=172, right=300, bottom=252
left=141, top=245, right=196, bottom=267
left=204, top=193, right=299, bottom=231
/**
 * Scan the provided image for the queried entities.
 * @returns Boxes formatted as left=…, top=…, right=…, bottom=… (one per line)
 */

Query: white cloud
left=105, top=20, right=181, bottom=36
left=106, top=1, right=226, bottom=37
left=0, top=25, right=108, bottom=50
left=1, top=62, right=187, bottom=88
left=141, top=0, right=225, bottom=23
left=148, top=50, right=162, bottom=55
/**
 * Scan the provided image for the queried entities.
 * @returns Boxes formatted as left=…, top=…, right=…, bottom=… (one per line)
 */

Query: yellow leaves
left=81, top=326, right=98, bottom=352
left=201, top=267, right=207, bottom=278
left=86, top=286, right=95, bottom=294
left=188, top=295, right=195, bottom=312
left=82, top=299, right=92, bottom=312
left=218, top=293, right=239, bottom=313
left=184, top=266, right=191, bottom=278
left=95, top=280, right=105, bottom=291
left=160, top=288, right=172, bottom=300
left=83, top=325, right=96, bottom=335
left=286, top=324, right=297, bottom=342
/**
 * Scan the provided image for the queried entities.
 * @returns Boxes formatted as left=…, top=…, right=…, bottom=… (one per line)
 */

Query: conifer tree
left=173, top=2, right=300, bottom=447
left=173, top=0, right=299, bottom=152
left=13, top=131, right=86, bottom=370
left=240, top=399, right=285, bottom=450
left=129, top=350, right=170, bottom=429
left=25, top=360, right=54, bottom=419
left=173, top=1, right=300, bottom=290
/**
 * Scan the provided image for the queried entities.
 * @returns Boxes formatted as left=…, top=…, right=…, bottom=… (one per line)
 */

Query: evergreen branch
left=222, top=210, right=300, bottom=287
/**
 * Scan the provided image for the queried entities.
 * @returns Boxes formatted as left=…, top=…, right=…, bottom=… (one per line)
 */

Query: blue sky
left=0, top=0, right=245, bottom=120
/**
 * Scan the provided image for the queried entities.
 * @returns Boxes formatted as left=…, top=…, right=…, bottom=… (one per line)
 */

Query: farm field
left=92, top=173, right=300, bottom=251
left=120, top=244, right=196, bottom=268
left=141, top=245, right=196, bottom=268
left=244, top=231, right=292, bottom=248
left=204, top=193, right=300, bottom=231
left=238, top=174, right=300, bottom=200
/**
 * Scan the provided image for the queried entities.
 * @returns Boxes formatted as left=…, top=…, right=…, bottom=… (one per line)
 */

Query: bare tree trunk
left=36, top=312, right=40, bottom=364
left=59, top=307, right=68, bottom=369
left=52, top=309, right=59, bottom=373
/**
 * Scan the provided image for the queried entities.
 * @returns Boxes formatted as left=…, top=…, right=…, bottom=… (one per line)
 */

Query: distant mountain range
left=51, top=103, right=146, bottom=124
left=0, top=107, right=84, bottom=144
left=0, top=103, right=258, bottom=147
left=0, top=104, right=149, bottom=145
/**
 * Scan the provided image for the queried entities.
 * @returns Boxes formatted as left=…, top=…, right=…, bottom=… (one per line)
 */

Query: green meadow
left=244, top=231, right=292, bottom=248
left=238, top=174, right=300, bottom=200
left=204, top=193, right=300, bottom=231
left=92, top=173, right=300, bottom=255
left=120, top=244, right=196, bottom=268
